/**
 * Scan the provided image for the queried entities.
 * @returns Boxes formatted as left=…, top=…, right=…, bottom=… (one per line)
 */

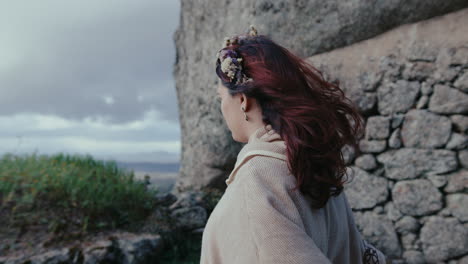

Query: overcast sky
left=0, top=1, right=181, bottom=163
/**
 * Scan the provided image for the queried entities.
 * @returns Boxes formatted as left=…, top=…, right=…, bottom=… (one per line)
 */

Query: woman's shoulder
left=237, top=154, right=296, bottom=193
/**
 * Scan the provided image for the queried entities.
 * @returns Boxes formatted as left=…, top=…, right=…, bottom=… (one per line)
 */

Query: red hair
left=215, top=34, right=365, bottom=208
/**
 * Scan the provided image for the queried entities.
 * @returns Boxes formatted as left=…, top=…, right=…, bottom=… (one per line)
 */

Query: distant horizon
left=1, top=150, right=181, bottom=174
left=0, top=2, right=181, bottom=163
left=1, top=150, right=180, bottom=164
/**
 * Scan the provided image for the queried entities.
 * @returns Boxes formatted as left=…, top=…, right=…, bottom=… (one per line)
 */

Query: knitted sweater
left=200, top=125, right=387, bottom=263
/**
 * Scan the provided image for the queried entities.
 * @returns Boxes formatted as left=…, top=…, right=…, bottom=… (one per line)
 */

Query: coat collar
left=225, top=124, right=287, bottom=186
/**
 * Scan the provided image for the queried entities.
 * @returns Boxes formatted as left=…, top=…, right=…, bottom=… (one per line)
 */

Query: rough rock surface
left=344, top=167, right=388, bottom=209
left=420, top=217, right=468, bottom=261
left=376, top=148, right=458, bottom=180
left=354, top=154, right=377, bottom=171
left=174, top=5, right=468, bottom=263
left=400, top=109, right=452, bottom=148
left=173, top=0, right=468, bottom=193
left=428, top=84, right=468, bottom=114
left=446, top=194, right=468, bottom=222
left=392, top=179, right=443, bottom=216
left=444, top=169, right=468, bottom=193
left=353, top=211, right=401, bottom=258
left=377, top=80, right=420, bottom=115
left=0, top=232, right=163, bottom=264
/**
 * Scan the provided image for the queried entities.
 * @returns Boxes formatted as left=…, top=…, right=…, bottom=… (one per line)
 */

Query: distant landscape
left=112, top=161, right=180, bottom=194
left=115, top=161, right=180, bottom=173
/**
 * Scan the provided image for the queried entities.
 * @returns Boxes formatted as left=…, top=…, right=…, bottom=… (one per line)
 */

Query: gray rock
left=444, top=169, right=468, bottom=193
left=366, top=116, right=391, bottom=140
left=420, top=216, right=468, bottom=261
left=355, top=92, right=377, bottom=114
left=428, top=84, right=468, bottom=114
left=353, top=211, right=402, bottom=258
left=171, top=206, right=208, bottom=230
left=82, top=239, right=114, bottom=264
left=447, top=194, right=468, bottom=222
left=401, top=233, right=418, bottom=250
left=451, top=114, right=468, bottom=133
left=459, top=255, right=468, bottom=264
left=391, top=114, right=405, bottom=129
left=436, top=47, right=458, bottom=68
left=416, top=95, right=429, bottom=109
left=407, top=41, right=438, bottom=62
left=378, top=54, right=403, bottom=81
left=359, top=139, right=387, bottom=153
left=403, top=250, right=425, bottom=264
left=403, top=61, right=436, bottom=81
left=385, top=202, right=403, bottom=222
left=2, top=232, right=166, bottom=264
left=358, top=71, right=383, bottom=92
left=392, top=179, right=443, bottom=216
left=373, top=205, right=384, bottom=214
left=433, top=65, right=462, bottom=82
left=376, top=148, right=458, bottom=180
left=395, top=216, right=420, bottom=235
left=354, top=154, right=377, bottom=171
left=437, top=207, right=453, bottom=217
left=426, top=174, right=447, bottom=188
left=388, top=127, right=402, bottom=148
left=420, top=81, right=434, bottom=95
left=377, top=80, right=420, bottom=115
left=28, top=248, right=71, bottom=264
left=116, top=233, right=164, bottom=264
left=344, top=166, right=388, bottom=209
left=400, top=109, right=452, bottom=148
left=169, top=190, right=205, bottom=210
left=460, top=150, right=468, bottom=169
left=154, top=192, right=178, bottom=207
left=446, top=133, right=468, bottom=150
left=82, top=233, right=163, bottom=264
left=451, top=46, right=468, bottom=65
left=174, top=0, right=468, bottom=190
left=454, top=71, right=468, bottom=92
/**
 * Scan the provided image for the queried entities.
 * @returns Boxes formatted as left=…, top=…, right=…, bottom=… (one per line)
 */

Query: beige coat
left=200, top=125, right=387, bottom=263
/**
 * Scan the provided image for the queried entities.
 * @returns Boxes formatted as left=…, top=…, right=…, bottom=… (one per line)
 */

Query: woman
left=200, top=25, right=388, bottom=264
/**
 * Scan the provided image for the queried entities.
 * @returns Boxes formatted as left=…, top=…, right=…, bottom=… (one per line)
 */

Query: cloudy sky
left=0, top=1, right=181, bottom=163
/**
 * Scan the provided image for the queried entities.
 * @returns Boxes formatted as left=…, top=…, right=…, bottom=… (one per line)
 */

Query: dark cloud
left=0, top=0, right=180, bottom=124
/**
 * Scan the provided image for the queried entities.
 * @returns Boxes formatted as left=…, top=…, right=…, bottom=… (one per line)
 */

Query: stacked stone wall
left=310, top=9, right=468, bottom=263
left=173, top=1, right=468, bottom=262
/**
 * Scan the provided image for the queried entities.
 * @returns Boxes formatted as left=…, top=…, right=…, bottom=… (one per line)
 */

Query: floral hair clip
left=216, top=25, right=258, bottom=85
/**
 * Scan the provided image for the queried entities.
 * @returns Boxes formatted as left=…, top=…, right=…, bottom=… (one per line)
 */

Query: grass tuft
left=0, top=151, right=158, bottom=233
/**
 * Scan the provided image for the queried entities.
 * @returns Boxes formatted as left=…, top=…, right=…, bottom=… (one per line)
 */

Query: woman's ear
left=239, top=93, right=249, bottom=111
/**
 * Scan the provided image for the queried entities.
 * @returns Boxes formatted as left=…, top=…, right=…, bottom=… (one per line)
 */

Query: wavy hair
left=215, top=33, right=365, bottom=208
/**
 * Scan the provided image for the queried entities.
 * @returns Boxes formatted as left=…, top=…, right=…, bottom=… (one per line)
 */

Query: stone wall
left=310, top=9, right=468, bottom=263
left=173, top=1, right=468, bottom=263
left=172, top=0, right=468, bottom=192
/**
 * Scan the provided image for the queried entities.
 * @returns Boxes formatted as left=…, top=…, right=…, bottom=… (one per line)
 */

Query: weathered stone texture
left=173, top=0, right=468, bottom=193
left=354, top=212, right=402, bottom=258
left=420, top=217, right=468, bottom=262
left=376, top=148, right=458, bottom=180
left=344, top=166, right=388, bottom=209
left=174, top=3, right=468, bottom=262
left=400, top=109, right=452, bottom=148
left=392, top=179, right=443, bottom=216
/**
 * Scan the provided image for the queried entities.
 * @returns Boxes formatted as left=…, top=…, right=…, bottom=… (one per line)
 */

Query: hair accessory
left=216, top=25, right=258, bottom=85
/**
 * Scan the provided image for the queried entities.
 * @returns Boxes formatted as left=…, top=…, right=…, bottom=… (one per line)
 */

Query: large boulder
left=173, top=0, right=468, bottom=191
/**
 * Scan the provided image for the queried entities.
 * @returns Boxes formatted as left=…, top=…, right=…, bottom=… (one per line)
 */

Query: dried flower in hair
left=216, top=25, right=259, bottom=85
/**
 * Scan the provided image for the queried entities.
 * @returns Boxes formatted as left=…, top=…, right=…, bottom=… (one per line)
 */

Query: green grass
left=0, top=151, right=224, bottom=262
left=0, top=151, right=158, bottom=232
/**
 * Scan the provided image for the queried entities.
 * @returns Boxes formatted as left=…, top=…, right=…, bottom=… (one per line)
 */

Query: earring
left=242, top=107, right=248, bottom=121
